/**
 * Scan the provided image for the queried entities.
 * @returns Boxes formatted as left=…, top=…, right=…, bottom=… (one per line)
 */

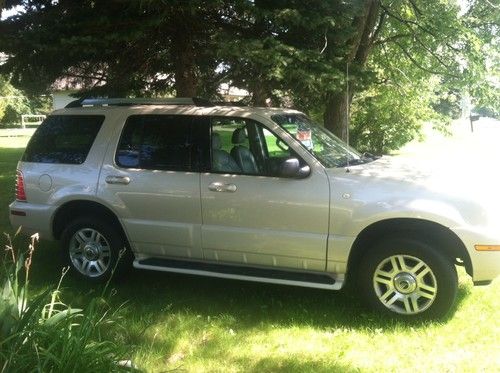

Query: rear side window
left=23, top=115, right=104, bottom=164
left=116, top=115, right=209, bottom=172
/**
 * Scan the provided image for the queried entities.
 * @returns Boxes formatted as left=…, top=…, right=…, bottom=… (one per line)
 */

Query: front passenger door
left=201, top=117, right=330, bottom=272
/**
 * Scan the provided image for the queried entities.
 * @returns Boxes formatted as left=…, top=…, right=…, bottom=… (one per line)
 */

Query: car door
left=200, top=117, right=330, bottom=272
left=98, top=113, right=209, bottom=260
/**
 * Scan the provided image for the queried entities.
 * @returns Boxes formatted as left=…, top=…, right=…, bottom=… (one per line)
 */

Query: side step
left=134, top=258, right=341, bottom=290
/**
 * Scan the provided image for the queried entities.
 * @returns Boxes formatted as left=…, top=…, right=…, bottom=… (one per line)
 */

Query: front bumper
left=451, top=226, right=500, bottom=284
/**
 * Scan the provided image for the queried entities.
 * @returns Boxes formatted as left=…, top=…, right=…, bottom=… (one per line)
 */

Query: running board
left=134, top=258, right=342, bottom=290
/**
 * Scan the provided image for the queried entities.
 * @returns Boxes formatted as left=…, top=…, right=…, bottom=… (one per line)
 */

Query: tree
left=1, top=0, right=497, bottom=150
left=0, top=75, right=28, bottom=124
left=462, top=0, right=499, bottom=117
left=0, top=75, right=50, bottom=125
left=218, top=0, right=497, bottom=142
left=0, top=0, right=223, bottom=98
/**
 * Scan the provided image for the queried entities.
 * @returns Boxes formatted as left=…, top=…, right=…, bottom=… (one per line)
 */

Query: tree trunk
left=172, top=30, right=198, bottom=97
left=324, top=91, right=352, bottom=140
left=106, top=64, right=132, bottom=97
left=251, top=81, right=268, bottom=106
left=323, top=0, right=381, bottom=141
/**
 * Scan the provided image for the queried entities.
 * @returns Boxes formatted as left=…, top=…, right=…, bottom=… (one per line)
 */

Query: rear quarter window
left=22, top=115, right=104, bottom=164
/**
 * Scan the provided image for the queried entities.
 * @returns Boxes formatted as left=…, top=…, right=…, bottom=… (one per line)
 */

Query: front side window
left=210, top=117, right=307, bottom=177
left=116, top=115, right=208, bottom=171
left=271, top=114, right=363, bottom=168
left=23, top=115, right=104, bottom=164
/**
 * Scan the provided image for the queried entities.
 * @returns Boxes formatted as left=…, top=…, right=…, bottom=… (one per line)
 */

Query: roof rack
left=65, top=97, right=214, bottom=108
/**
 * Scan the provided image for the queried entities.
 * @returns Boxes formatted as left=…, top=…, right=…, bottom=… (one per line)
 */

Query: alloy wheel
left=69, top=228, right=111, bottom=277
left=373, top=254, right=438, bottom=315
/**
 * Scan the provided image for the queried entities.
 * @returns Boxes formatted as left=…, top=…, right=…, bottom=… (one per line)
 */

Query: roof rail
left=65, top=97, right=213, bottom=108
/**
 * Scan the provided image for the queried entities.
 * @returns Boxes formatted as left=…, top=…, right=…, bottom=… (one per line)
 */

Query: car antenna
left=345, top=62, right=350, bottom=173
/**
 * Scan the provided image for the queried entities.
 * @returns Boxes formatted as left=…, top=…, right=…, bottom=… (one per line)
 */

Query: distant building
left=51, top=77, right=85, bottom=110
left=52, top=79, right=249, bottom=110
left=217, top=83, right=249, bottom=102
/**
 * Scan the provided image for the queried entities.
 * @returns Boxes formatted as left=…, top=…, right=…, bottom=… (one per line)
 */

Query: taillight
left=16, top=170, right=27, bottom=202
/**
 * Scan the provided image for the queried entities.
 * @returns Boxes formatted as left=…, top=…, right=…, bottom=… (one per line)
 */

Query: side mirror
left=279, top=158, right=310, bottom=179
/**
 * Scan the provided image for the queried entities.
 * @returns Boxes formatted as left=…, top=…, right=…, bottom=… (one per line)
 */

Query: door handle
left=105, top=175, right=131, bottom=185
left=208, top=182, right=237, bottom=193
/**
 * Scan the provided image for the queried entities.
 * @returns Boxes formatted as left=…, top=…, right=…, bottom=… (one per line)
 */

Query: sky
left=1, top=5, right=23, bottom=20
left=1, top=1, right=472, bottom=20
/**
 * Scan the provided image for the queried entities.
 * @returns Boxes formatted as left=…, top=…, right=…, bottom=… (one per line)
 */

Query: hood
left=325, top=155, right=500, bottom=231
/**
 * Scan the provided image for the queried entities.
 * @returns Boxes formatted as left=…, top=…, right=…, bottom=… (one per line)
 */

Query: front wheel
left=61, top=216, right=130, bottom=282
left=358, top=237, right=458, bottom=319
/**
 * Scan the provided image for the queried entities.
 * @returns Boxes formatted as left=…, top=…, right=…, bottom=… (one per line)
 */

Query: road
left=397, top=116, right=500, bottom=167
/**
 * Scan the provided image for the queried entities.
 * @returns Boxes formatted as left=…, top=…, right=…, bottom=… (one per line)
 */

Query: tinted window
left=23, top=115, right=104, bottom=164
left=116, top=115, right=208, bottom=171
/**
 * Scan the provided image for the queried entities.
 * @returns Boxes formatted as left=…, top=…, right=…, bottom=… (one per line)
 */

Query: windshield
left=271, top=114, right=362, bottom=168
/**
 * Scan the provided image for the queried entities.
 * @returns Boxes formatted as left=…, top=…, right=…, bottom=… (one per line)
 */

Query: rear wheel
left=358, top=237, right=457, bottom=319
left=61, top=216, right=130, bottom=282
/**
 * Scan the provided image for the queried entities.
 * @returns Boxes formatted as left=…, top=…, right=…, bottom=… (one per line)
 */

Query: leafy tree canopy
left=0, top=0, right=498, bottom=152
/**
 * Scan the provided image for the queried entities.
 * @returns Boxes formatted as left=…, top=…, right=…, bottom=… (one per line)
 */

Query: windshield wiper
left=338, top=156, right=374, bottom=167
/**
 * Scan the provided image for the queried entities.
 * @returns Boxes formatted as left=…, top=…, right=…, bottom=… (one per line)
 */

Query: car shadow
left=26, top=241, right=469, bottom=333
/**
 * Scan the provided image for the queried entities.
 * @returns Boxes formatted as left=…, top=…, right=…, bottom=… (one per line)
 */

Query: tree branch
left=354, top=0, right=382, bottom=64
left=381, top=4, right=439, bottom=39
left=394, top=41, right=459, bottom=78
left=408, top=0, right=422, bottom=16
left=374, top=33, right=412, bottom=45
left=370, top=10, right=387, bottom=45
left=412, top=34, right=454, bottom=71
left=63, top=72, right=106, bottom=81
left=381, top=5, right=460, bottom=72
left=346, top=0, right=376, bottom=62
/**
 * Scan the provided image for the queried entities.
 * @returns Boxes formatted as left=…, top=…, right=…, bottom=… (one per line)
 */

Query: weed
left=0, top=232, right=133, bottom=373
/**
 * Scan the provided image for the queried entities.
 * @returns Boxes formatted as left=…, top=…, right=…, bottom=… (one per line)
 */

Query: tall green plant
left=0, top=231, right=132, bottom=372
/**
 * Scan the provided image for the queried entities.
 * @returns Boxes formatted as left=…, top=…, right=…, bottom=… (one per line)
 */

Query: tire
left=358, top=237, right=457, bottom=319
left=61, top=216, right=131, bottom=282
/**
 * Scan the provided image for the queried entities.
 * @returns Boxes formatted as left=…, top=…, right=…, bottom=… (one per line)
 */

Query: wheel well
left=347, top=218, right=472, bottom=281
left=52, top=200, right=127, bottom=241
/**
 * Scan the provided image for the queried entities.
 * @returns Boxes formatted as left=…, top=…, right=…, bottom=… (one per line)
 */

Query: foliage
left=350, top=77, right=449, bottom=154
left=0, top=76, right=30, bottom=125
left=0, top=0, right=498, bottom=152
left=0, top=0, right=223, bottom=97
left=0, top=232, right=130, bottom=373
left=462, top=0, right=500, bottom=117
left=475, top=105, right=499, bottom=119
left=0, top=76, right=51, bottom=126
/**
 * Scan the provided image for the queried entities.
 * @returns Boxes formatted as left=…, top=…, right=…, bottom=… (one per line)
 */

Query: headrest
left=212, top=133, right=222, bottom=150
left=232, top=127, right=247, bottom=144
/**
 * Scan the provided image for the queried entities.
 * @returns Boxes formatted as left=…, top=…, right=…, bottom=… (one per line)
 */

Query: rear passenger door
left=98, top=114, right=209, bottom=260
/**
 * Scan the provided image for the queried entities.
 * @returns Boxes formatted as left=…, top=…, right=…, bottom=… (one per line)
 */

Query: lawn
left=0, top=137, right=499, bottom=372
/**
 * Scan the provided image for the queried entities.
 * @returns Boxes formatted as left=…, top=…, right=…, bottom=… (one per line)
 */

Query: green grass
left=0, top=141, right=499, bottom=372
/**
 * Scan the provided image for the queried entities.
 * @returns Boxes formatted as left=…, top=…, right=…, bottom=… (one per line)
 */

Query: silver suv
left=9, top=98, right=500, bottom=319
